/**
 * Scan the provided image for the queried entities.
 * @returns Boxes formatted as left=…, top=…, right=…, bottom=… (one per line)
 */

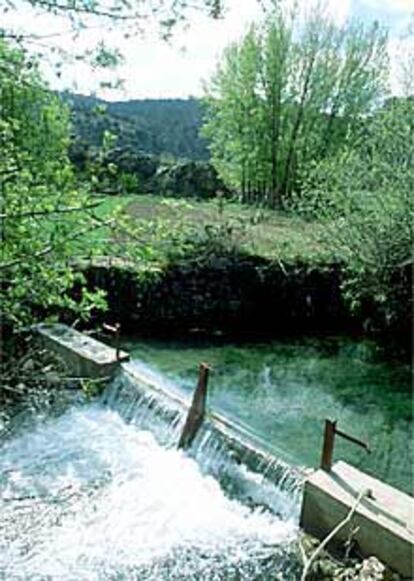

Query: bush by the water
left=298, top=97, right=413, bottom=352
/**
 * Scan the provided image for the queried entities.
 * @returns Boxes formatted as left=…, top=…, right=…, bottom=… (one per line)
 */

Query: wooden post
left=178, top=363, right=210, bottom=451
left=320, top=419, right=336, bottom=472
left=114, top=323, right=120, bottom=361
left=103, top=323, right=121, bottom=360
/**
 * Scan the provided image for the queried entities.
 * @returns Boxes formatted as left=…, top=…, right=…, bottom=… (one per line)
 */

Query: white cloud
left=2, top=0, right=412, bottom=98
left=360, top=0, right=414, bottom=12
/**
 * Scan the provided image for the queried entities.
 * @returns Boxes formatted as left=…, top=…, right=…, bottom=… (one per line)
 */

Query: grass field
left=82, top=193, right=333, bottom=264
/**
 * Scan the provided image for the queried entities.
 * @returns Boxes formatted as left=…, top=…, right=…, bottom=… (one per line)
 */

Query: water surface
left=0, top=387, right=300, bottom=580
left=122, top=336, right=413, bottom=494
left=1, top=335, right=411, bottom=579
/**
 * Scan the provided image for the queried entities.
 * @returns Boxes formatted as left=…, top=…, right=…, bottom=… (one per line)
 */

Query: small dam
left=2, top=323, right=411, bottom=579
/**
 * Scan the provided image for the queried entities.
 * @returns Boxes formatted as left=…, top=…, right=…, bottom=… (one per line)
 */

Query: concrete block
left=300, top=461, right=414, bottom=578
left=35, top=323, right=129, bottom=379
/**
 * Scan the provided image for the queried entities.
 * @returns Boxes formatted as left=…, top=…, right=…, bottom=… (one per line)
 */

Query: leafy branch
left=0, top=199, right=104, bottom=220
left=1, top=216, right=115, bottom=270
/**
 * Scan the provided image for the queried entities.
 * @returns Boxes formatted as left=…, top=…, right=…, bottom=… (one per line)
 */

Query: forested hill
left=64, top=93, right=210, bottom=161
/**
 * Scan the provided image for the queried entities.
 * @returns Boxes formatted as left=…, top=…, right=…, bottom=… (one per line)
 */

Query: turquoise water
left=122, top=337, right=413, bottom=494
left=1, top=335, right=410, bottom=579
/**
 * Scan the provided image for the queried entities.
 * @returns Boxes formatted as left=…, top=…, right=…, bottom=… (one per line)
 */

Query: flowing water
left=1, top=335, right=411, bottom=580
left=121, top=336, right=413, bottom=495
left=0, top=364, right=302, bottom=580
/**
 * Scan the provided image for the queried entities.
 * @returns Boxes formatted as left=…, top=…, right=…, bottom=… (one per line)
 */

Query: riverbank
left=81, top=253, right=354, bottom=337
left=71, top=194, right=410, bottom=360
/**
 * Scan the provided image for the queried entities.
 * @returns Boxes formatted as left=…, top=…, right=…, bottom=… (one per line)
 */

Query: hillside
left=64, top=93, right=210, bottom=161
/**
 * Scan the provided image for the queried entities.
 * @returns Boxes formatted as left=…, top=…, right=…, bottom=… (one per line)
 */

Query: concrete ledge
left=35, top=323, right=129, bottom=378
left=300, top=461, right=414, bottom=578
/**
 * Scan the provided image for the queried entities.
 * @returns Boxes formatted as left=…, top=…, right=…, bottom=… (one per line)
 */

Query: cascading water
left=116, top=361, right=304, bottom=514
left=0, top=361, right=304, bottom=580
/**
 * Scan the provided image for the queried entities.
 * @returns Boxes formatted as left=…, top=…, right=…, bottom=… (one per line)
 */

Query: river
left=0, top=335, right=411, bottom=579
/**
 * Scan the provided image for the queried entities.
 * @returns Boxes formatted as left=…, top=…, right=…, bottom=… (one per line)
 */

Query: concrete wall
left=300, top=461, right=414, bottom=578
left=36, top=323, right=129, bottom=379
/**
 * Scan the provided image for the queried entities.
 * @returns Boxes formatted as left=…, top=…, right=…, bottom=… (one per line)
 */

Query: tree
left=299, top=96, right=413, bottom=350
left=0, top=0, right=225, bottom=90
left=0, top=40, right=107, bottom=328
left=203, top=7, right=388, bottom=207
left=0, top=0, right=228, bottom=330
left=203, top=29, right=263, bottom=202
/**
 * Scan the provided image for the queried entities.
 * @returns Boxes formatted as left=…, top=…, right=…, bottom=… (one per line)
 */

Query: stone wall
left=81, top=254, right=356, bottom=337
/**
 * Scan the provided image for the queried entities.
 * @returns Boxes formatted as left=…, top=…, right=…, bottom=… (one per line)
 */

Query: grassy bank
left=83, top=193, right=332, bottom=266
left=77, top=193, right=409, bottom=358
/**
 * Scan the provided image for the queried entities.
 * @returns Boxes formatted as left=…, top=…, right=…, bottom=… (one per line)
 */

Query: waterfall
left=0, top=359, right=304, bottom=580
left=104, top=361, right=304, bottom=518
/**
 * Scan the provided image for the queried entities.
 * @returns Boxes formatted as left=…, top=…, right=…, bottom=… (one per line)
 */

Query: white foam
left=0, top=406, right=298, bottom=580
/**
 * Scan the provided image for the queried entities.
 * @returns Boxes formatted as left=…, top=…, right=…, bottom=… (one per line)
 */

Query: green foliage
left=299, top=98, right=413, bottom=337
left=0, top=41, right=107, bottom=327
left=67, top=94, right=210, bottom=161
left=118, top=171, right=139, bottom=194
left=203, top=8, right=387, bottom=207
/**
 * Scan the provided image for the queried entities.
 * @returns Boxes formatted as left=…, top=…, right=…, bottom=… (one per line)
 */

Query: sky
left=3, top=0, right=413, bottom=99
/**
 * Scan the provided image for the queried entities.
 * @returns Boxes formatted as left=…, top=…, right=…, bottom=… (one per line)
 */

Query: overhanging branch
left=0, top=200, right=104, bottom=220
left=0, top=216, right=115, bottom=270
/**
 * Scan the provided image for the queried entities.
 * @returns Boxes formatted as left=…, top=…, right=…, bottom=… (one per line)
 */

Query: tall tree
left=203, top=29, right=263, bottom=202
left=203, top=7, right=388, bottom=207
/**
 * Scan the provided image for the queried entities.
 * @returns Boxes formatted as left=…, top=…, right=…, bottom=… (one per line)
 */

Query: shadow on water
left=121, top=335, right=413, bottom=494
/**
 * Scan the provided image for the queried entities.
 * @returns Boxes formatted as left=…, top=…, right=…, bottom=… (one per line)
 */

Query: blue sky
left=3, top=0, right=413, bottom=98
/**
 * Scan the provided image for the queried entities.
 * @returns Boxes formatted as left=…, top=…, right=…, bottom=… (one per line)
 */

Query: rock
left=155, top=160, right=229, bottom=199
left=358, top=557, right=386, bottom=580
left=333, top=556, right=399, bottom=581
left=21, top=358, right=35, bottom=372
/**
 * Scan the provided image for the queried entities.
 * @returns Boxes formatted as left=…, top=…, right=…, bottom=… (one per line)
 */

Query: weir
left=0, top=383, right=301, bottom=579
left=31, top=324, right=414, bottom=578
left=104, top=360, right=303, bottom=515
